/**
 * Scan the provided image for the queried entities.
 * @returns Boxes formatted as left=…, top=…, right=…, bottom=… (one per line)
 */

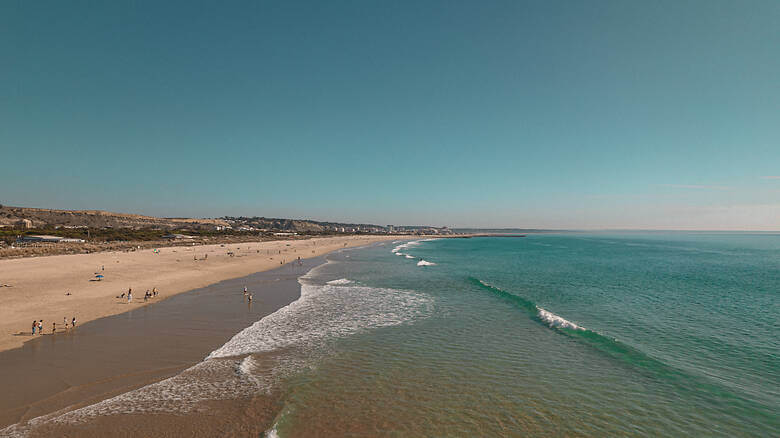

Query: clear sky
left=2, top=1, right=778, bottom=229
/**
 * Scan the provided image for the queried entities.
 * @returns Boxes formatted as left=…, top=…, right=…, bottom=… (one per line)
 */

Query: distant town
left=218, top=216, right=454, bottom=236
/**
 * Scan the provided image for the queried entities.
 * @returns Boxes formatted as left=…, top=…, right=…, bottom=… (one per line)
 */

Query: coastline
left=0, top=235, right=401, bottom=354
left=0, top=254, right=332, bottom=432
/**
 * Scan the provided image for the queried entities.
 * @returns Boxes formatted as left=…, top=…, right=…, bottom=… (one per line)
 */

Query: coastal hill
left=0, top=205, right=230, bottom=230
left=0, top=205, right=451, bottom=235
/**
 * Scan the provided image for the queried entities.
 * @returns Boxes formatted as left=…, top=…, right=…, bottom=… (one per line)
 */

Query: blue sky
left=2, top=1, right=778, bottom=229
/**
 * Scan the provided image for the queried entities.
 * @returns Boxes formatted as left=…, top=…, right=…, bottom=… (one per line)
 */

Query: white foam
left=0, top=357, right=277, bottom=434
left=405, top=255, right=415, bottom=259
left=266, top=424, right=280, bottom=438
left=417, top=260, right=436, bottom=266
left=326, top=278, right=353, bottom=285
left=299, top=259, right=333, bottom=281
left=238, top=355, right=256, bottom=375
left=391, top=240, right=421, bottom=253
left=537, top=308, right=584, bottom=330
left=208, top=282, right=432, bottom=359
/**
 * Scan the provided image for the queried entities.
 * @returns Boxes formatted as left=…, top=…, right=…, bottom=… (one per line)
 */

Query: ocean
left=262, top=233, right=778, bottom=436
left=6, top=233, right=777, bottom=437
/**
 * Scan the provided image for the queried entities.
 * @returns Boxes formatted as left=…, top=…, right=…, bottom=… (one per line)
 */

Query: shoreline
left=0, top=254, right=332, bottom=432
left=0, top=235, right=404, bottom=353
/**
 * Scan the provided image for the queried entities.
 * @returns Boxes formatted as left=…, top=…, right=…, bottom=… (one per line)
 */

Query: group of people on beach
left=117, top=287, right=158, bottom=302
left=31, top=317, right=76, bottom=335
left=143, top=288, right=158, bottom=301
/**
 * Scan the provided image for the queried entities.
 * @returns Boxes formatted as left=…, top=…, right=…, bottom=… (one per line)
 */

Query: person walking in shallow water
left=31, top=320, right=36, bottom=335
left=71, top=317, right=76, bottom=328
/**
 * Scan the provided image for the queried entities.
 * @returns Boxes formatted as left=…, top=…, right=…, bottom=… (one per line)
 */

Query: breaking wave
left=393, top=239, right=440, bottom=266
left=466, top=277, right=710, bottom=382
left=537, top=308, right=583, bottom=330
left=468, top=277, right=595, bottom=335
left=391, top=241, right=420, bottom=253
left=466, top=276, right=772, bottom=418
left=326, top=278, right=353, bottom=285
left=208, top=281, right=432, bottom=359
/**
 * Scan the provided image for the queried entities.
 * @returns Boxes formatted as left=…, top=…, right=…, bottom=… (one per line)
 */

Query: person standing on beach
left=128, top=290, right=132, bottom=303
left=72, top=317, right=76, bottom=328
left=32, top=320, right=36, bottom=335
left=52, top=322, right=56, bottom=333
left=38, top=320, right=43, bottom=334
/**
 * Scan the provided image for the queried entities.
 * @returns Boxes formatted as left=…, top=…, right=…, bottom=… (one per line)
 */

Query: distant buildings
left=212, top=216, right=457, bottom=236
left=18, top=235, right=85, bottom=243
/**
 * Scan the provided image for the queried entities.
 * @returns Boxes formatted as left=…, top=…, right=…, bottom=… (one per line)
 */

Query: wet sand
left=0, top=256, right=324, bottom=434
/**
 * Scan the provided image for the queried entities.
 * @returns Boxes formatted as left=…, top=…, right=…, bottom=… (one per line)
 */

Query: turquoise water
left=272, top=233, right=779, bottom=436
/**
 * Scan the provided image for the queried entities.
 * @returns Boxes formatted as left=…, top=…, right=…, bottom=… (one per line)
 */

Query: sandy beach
left=0, top=235, right=400, bottom=353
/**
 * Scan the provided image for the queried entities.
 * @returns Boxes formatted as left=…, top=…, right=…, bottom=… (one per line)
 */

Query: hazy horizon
left=3, top=202, right=778, bottom=232
left=2, top=1, right=778, bottom=230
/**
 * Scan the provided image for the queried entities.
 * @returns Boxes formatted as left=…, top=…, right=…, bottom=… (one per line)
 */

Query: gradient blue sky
left=2, top=1, right=778, bottom=229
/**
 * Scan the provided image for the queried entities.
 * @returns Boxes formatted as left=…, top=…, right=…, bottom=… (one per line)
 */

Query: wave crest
left=326, top=278, right=353, bottom=285
left=537, top=308, right=583, bottom=330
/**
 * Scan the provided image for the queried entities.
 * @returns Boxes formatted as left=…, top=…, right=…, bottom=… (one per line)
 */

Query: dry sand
left=0, top=235, right=401, bottom=353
